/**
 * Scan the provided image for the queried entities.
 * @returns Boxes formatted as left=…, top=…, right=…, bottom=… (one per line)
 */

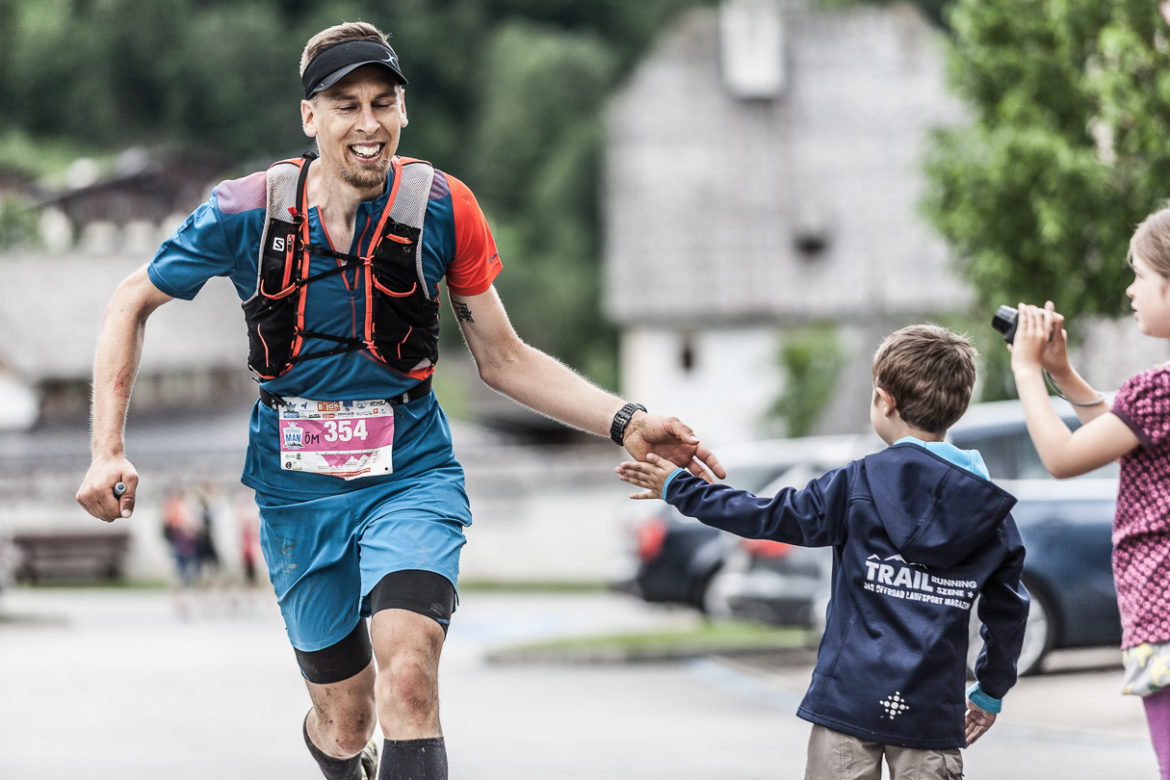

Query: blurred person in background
left=160, top=487, right=199, bottom=616
left=192, top=483, right=222, bottom=586
left=75, top=20, right=723, bottom=780
left=234, top=489, right=261, bottom=590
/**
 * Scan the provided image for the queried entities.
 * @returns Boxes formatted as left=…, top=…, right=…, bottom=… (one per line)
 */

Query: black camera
left=991, top=305, right=1018, bottom=344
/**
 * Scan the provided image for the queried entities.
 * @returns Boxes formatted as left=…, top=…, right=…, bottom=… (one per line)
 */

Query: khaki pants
left=804, top=724, right=963, bottom=780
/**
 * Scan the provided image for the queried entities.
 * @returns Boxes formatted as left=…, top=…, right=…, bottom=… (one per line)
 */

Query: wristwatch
left=610, top=402, right=647, bottom=446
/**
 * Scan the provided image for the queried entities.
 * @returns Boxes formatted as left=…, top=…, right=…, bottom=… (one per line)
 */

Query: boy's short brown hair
left=872, top=325, right=977, bottom=436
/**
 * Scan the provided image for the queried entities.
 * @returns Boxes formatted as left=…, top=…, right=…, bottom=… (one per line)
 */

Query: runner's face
left=301, top=66, right=407, bottom=192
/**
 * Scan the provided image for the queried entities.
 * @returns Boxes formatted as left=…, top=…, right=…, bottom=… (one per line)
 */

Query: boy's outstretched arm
left=619, top=455, right=850, bottom=548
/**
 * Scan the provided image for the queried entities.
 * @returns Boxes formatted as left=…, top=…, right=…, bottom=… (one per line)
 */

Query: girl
left=1010, top=206, right=1170, bottom=778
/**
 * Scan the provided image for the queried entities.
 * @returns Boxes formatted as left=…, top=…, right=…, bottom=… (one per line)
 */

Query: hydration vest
left=241, top=154, right=440, bottom=380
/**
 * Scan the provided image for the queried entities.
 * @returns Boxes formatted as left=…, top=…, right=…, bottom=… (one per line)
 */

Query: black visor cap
left=302, top=39, right=408, bottom=99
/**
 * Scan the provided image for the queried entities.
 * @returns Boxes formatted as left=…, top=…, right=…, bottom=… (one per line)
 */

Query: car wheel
left=967, top=581, right=1054, bottom=678
left=698, top=566, right=735, bottom=618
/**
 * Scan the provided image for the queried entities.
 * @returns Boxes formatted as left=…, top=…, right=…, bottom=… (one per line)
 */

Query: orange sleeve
left=444, top=174, right=502, bottom=296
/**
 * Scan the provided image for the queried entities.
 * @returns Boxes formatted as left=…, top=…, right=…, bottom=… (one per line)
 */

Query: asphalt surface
left=0, top=587, right=1158, bottom=778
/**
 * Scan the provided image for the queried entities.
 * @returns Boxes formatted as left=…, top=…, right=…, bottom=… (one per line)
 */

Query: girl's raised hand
left=1010, top=303, right=1056, bottom=376
left=1036, top=300, right=1074, bottom=378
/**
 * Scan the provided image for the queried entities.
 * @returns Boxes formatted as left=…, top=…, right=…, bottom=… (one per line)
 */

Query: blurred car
left=951, top=399, right=1120, bottom=676
left=0, top=534, right=11, bottom=595
left=699, top=457, right=844, bottom=630
left=611, top=435, right=870, bottom=613
left=701, top=398, right=1122, bottom=676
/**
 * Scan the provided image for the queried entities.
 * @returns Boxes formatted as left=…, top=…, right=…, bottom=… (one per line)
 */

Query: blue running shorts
left=253, top=462, right=471, bottom=652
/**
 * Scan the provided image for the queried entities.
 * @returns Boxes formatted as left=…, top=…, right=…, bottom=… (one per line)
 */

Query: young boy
left=618, top=325, right=1030, bottom=779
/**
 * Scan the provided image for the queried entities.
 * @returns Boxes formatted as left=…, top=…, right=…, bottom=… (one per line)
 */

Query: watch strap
left=609, top=402, right=647, bottom=446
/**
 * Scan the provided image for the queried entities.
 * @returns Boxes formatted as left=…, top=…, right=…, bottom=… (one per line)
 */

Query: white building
left=604, top=0, right=969, bottom=443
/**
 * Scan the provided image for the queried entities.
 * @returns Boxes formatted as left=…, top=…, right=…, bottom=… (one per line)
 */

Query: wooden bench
left=10, top=530, right=132, bottom=584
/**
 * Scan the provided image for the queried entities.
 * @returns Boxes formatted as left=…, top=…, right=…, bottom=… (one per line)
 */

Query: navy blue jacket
left=665, top=442, right=1029, bottom=749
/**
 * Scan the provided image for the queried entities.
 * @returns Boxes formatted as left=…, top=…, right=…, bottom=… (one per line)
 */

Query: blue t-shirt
left=147, top=158, right=501, bottom=499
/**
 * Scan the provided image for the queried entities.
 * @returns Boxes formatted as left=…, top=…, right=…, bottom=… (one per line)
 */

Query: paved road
left=0, top=587, right=1157, bottom=778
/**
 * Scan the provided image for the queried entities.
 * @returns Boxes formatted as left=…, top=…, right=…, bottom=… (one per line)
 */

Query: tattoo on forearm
left=454, top=302, right=474, bottom=323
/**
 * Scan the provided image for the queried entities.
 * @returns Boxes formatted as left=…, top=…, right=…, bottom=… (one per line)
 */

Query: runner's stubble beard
left=339, top=159, right=391, bottom=191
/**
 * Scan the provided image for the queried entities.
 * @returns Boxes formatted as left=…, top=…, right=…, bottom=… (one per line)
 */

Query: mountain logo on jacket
left=864, top=553, right=932, bottom=592
left=880, top=553, right=918, bottom=565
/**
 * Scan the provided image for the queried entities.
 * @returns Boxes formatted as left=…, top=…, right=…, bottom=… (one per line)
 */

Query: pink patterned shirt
left=1110, top=365, right=1170, bottom=649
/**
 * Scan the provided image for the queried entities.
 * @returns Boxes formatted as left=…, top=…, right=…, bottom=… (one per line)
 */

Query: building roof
left=36, top=149, right=228, bottom=228
left=603, top=0, right=970, bottom=325
left=0, top=251, right=246, bottom=383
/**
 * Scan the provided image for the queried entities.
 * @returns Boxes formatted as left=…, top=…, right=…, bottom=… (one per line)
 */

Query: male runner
left=75, top=21, right=723, bottom=780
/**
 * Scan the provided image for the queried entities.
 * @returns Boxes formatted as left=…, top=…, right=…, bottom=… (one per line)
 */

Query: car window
left=954, top=428, right=1017, bottom=478
left=1017, top=425, right=1118, bottom=479
left=953, top=422, right=1119, bottom=481
left=760, top=464, right=822, bottom=496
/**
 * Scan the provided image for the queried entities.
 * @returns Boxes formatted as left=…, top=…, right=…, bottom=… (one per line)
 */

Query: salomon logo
left=273, top=237, right=285, bottom=252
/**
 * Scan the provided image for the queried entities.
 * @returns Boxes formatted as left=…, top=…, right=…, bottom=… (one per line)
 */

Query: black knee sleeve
left=379, top=738, right=447, bottom=780
left=295, top=620, right=373, bottom=685
left=368, top=569, right=456, bottom=634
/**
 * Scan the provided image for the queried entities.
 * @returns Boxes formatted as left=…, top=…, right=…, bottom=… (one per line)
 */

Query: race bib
left=277, top=398, right=395, bottom=480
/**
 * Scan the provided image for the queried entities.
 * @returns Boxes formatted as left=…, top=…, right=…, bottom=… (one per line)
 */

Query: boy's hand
left=965, top=699, right=996, bottom=746
left=616, top=453, right=679, bottom=500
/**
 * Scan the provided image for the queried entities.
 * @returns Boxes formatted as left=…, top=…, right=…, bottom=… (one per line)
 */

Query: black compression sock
left=377, top=738, right=447, bottom=780
left=303, top=714, right=363, bottom=780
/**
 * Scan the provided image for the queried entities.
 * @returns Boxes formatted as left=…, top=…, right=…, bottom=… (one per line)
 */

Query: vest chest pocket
left=258, top=224, right=300, bottom=298
left=242, top=292, right=298, bottom=378
left=371, top=221, right=421, bottom=296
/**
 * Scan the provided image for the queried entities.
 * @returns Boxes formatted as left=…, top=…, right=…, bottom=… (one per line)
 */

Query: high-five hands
left=622, top=414, right=725, bottom=484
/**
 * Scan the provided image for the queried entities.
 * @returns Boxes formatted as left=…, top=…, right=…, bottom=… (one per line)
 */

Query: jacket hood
left=864, top=443, right=1017, bottom=568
